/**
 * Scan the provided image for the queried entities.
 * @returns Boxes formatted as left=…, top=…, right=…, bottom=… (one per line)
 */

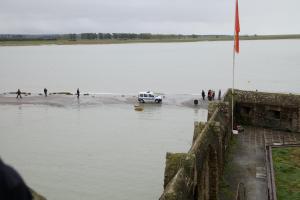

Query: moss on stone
left=164, top=153, right=187, bottom=188
left=182, top=154, right=195, bottom=176
left=193, top=122, right=206, bottom=144
left=208, top=102, right=219, bottom=120
left=219, top=137, right=239, bottom=200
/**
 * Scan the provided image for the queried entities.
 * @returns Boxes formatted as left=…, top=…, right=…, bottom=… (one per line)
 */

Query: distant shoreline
left=1, top=34, right=300, bottom=46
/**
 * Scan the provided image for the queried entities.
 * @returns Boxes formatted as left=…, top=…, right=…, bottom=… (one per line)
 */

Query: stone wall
left=233, top=90, right=300, bottom=132
left=159, top=89, right=300, bottom=200
left=160, top=100, right=232, bottom=200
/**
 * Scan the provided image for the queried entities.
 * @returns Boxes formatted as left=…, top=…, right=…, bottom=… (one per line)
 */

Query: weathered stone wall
left=159, top=89, right=300, bottom=200
left=233, top=90, right=300, bottom=132
left=160, top=100, right=232, bottom=200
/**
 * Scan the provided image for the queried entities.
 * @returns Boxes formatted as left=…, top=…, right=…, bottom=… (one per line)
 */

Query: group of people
left=16, top=88, right=81, bottom=99
left=201, top=89, right=222, bottom=101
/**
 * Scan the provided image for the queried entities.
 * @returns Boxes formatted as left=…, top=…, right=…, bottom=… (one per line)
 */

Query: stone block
left=164, top=153, right=187, bottom=189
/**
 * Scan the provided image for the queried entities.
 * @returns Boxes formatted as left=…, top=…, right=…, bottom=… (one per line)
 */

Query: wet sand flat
left=0, top=93, right=210, bottom=109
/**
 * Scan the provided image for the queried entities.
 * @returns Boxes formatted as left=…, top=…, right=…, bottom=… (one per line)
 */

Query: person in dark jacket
left=201, top=90, right=205, bottom=100
left=44, top=88, right=48, bottom=97
left=208, top=90, right=212, bottom=101
left=16, top=89, right=22, bottom=99
left=76, top=88, right=80, bottom=98
left=0, top=159, right=32, bottom=200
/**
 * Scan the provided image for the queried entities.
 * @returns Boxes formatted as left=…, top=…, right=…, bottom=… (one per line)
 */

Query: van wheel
left=140, top=99, right=145, bottom=103
left=155, top=99, right=161, bottom=103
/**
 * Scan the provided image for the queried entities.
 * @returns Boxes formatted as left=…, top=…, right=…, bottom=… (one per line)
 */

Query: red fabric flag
left=234, top=0, right=240, bottom=53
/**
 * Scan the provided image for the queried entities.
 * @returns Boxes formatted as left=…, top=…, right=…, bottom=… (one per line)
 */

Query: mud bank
left=0, top=93, right=212, bottom=109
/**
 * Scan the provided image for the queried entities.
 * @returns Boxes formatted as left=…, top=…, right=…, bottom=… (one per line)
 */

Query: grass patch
left=272, top=147, right=300, bottom=200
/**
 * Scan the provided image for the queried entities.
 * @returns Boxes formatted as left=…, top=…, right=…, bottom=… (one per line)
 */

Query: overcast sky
left=0, top=0, right=299, bottom=35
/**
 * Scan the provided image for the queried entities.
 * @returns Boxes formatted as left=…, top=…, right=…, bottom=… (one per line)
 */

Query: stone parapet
left=160, top=97, right=231, bottom=200
left=160, top=89, right=300, bottom=200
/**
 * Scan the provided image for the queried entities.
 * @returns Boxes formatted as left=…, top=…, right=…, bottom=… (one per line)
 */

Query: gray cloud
left=0, top=0, right=299, bottom=34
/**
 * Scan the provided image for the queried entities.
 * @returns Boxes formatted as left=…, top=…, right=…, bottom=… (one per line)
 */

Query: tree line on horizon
left=0, top=33, right=231, bottom=41
left=1, top=33, right=299, bottom=42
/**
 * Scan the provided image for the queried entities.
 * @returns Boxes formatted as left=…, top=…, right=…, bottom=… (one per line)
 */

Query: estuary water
left=1, top=40, right=300, bottom=94
left=0, top=40, right=300, bottom=199
left=0, top=102, right=207, bottom=200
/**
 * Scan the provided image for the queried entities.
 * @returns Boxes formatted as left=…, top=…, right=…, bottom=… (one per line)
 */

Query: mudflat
left=0, top=93, right=210, bottom=108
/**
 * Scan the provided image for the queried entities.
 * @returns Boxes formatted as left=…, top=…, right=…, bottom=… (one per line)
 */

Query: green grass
left=272, top=147, right=300, bottom=200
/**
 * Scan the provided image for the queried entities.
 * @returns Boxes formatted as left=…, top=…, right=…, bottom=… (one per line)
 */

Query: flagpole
left=232, top=0, right=238, bottom=133
left=232, top=42, right=236, bottom=132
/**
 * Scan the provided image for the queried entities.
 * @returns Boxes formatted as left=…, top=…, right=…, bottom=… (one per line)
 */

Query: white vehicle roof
left=139, top=91, right=154, bottom=94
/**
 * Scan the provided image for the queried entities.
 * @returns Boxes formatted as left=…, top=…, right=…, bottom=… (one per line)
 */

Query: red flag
left=234, top=0, right=240, bottom=53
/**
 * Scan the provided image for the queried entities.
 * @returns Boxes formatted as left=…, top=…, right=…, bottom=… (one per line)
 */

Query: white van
left=138, top=91, right=162, bottom=103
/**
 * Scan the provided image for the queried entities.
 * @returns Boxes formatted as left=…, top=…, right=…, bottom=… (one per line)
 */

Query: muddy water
left=0, top=101, right=207, bottom=200
left=1, top=40, right=300, bottom=94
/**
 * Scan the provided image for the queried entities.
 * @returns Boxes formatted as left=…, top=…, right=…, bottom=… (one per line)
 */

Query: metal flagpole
left=232, top=0, right=237, bottom=133
left=232, top=42, right=236, bottom=133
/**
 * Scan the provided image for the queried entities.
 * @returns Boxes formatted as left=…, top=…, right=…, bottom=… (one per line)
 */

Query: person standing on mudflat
left=16, top=89, right=22, bottom=99
left=44, top=88, right=48, bottom=97
left=76, top=88, right=80, bottom=98
left=208, top=90, right=212, bottom=101
left=201, top=90, right=205, bottom=100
